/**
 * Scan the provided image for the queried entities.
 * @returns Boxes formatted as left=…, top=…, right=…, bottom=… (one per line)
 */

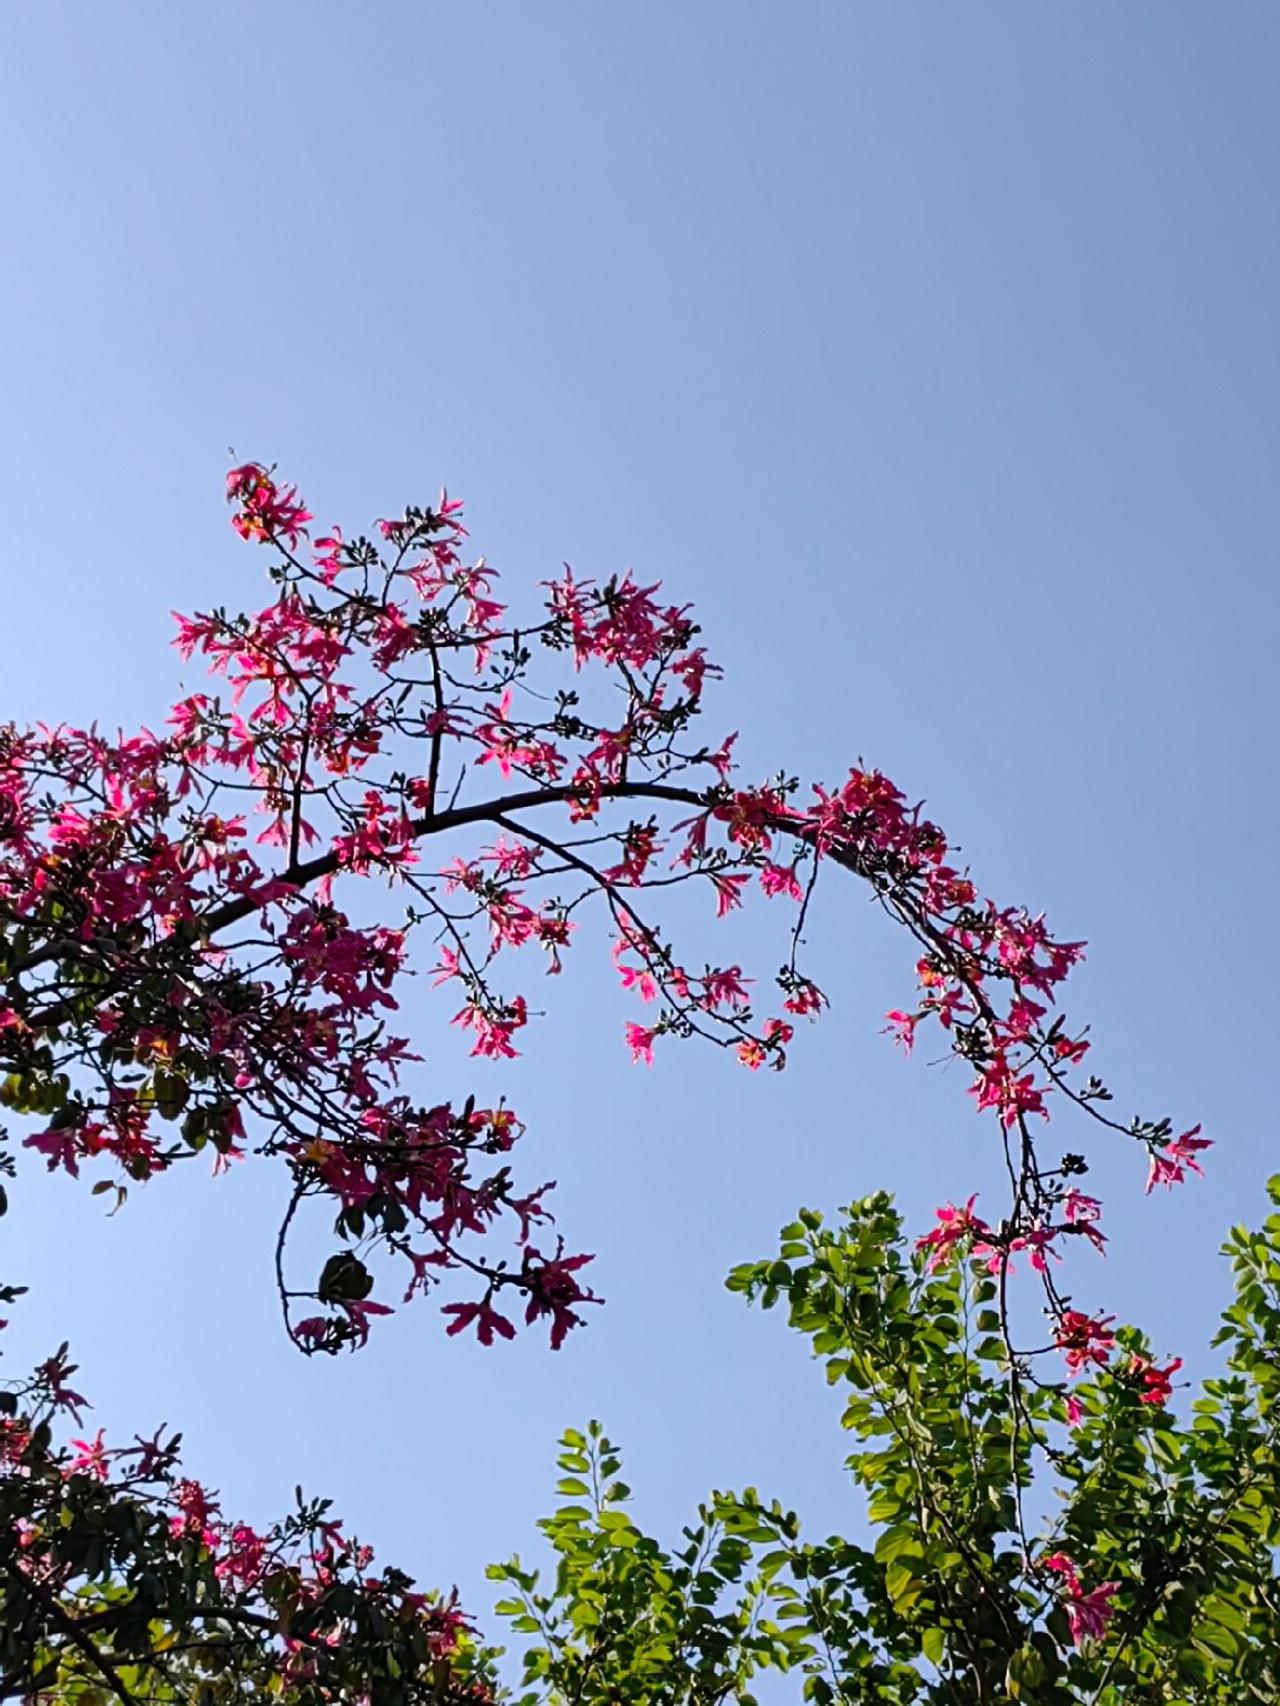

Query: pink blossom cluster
left=1043, top=1553, right=1121, bottom=1646
left=0, top=463, right=1207, bottom=1383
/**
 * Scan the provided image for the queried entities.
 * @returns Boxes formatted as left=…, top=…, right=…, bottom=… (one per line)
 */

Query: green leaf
left=1201, top=1593, right=1248, bottom=1634
left=317, top=1251, right=373, bottom=1302
left=885, top=1560, right=925, bottom=1613
left=1006, top=1643, right=1046, bottom=1696
left=875, top=1527, right=923, bottom=1566
left=1175, top=1648, right=1214, bottom=1686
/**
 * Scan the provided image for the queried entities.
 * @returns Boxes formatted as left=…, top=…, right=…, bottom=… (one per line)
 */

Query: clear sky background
left=1, top=0, right=1278, bottom=1651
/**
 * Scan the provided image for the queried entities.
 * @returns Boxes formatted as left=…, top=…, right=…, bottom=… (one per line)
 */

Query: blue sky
left=1, top=0, right=1278, bottom=1646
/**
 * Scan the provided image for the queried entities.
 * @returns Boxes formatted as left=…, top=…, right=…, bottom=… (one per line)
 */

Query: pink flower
left=68, top=1429, right=109, bottom=1481
left=442, top=1296, right=517, bottom=1346
left=710, top=871, right=748, bottom=917
left=1052, top=1031, right=1091, bottom=1064
left=1062, top=1189, right=1106, bottom=1253
left=760, top=861, right=803, bottom=901
left=226, top=463, right=312, bottom=548
left=1054, top=1310, right=1116, bottom=1372
left=474, top=689, right=564, bottom=780
left=170, top=1477, right=220, bottom=1540
left=519, top=1243, right=597, bottom=1349
left=715, top=787, right=785, bottom=853
left=709, top=732, right=738, bottom=778
left=603, top=823, right=662, bottom=886
left=783, top=978, right=825, bottom=1018
left=313, top=527, right=347, bottom=586
left=334, top=1297, right=394, bottom=1349
left=883, top=1010, right=918, bottom=1054
left=916, top=1196, right=992, bottom=1272
left=968, top=1061, right=1048, bottom=1127
left=1005, top=996, right=1047, bottom=1038
left=1128, top=1354, right=1182, bottom=1407
left=1066, top=1580, right=1119, bottom=1645
left=23, top=1125, right=82, bottom=1177
left=536, top=911, right=573, bottom=973
left=1145, top=1125, right=1211, bottom=1192
left=216, top=1524, right=267, bottom=1586
left=1011, top=1223, right=1061, bottom=1275
left=293, top=1317, right=334, bottom=1350
left=671, top=647, right=713, bottom=699
left=36, top=1355, right=89, bottom=1423
left=1043, top=1553, right=1120, bottom=1646
left=452, top=997, right=528, bottom=1059
left=701, top=965, right=752, bottom=1010
left=617, top=959, right=659, bottom=1003
left=625, top=1022, right=657, bottom=1065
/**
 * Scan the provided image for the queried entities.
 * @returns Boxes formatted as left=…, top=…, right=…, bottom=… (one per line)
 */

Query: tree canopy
left=2, top=464, right=1263, bottom=1704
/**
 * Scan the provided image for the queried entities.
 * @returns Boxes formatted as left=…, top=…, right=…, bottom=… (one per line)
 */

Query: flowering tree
left=484, top=1182, right=1280, bottom=1704
left=1, top=463, right=1257, bottom=1701
left=5, top=1187, right=1278, bottom=1702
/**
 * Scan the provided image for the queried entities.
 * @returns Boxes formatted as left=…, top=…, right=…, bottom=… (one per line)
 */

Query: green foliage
left=489, top=1421, right=809, bottom=1706
left=491, top=1183, right=1280, bottom=1703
